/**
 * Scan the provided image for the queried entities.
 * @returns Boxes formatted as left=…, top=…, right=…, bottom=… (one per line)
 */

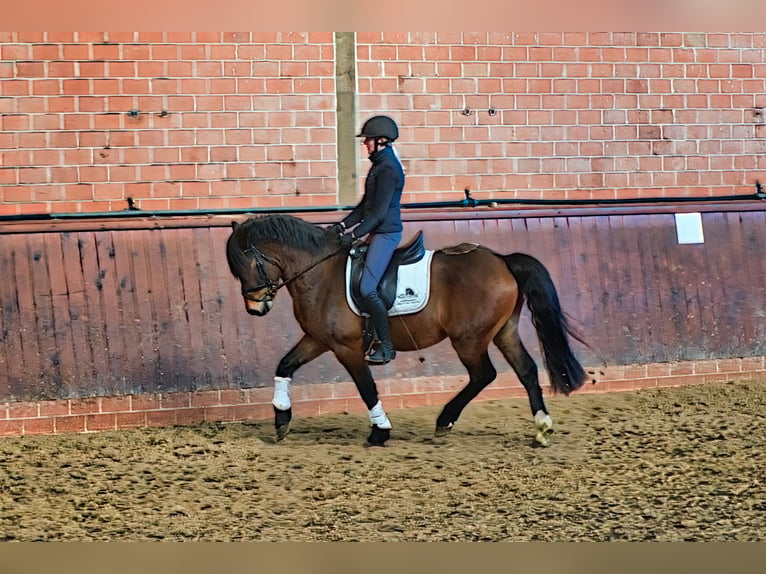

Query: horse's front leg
left=334, top=346, right=392, bottom=447
left=272, top=335, right=328, bottom=441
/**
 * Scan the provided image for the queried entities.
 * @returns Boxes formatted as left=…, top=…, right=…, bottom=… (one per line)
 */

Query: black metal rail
left=1, top=184, right=764, bottom=224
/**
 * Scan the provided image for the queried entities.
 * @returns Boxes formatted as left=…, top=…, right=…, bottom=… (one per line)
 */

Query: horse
left=225, top=213, right=590, bottom=447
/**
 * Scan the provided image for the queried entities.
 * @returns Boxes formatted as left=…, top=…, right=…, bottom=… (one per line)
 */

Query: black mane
left=227, top=214, right=329, bottom=276
left=238, top=214, right=326, bottom=254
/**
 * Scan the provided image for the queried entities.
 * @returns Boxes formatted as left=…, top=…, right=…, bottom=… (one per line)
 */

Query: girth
left=350, top=230, right=425, bottom=310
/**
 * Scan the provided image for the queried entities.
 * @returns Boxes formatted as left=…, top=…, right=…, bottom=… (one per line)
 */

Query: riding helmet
left=356, top=115, right=399, bottom=141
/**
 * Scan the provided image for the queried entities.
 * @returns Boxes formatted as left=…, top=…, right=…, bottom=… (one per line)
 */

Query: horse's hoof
left=275, top=422, right=291, bottom=442
left=274, top=406, right=292, bottom=442
left=434, top=422, right=454, bottom=437
left=533, top=410, right=554, bottom=447
left=533, top=425, right=555, bottom=447
left=534, top=430, right=552, bottom=447
left=365, top=425, right=390, bottom=447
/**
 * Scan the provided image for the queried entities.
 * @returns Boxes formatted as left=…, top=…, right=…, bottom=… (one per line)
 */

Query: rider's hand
left=329, top=222, right=345, bottom=236
left=339, top=232, right=354, bottom=248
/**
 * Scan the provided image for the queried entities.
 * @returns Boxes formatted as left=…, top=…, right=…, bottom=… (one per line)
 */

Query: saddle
left=349, top=230, right=426, bottom=311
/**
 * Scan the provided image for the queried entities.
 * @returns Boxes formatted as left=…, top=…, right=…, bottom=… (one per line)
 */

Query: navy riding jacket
left=342, top=146, right=404, bottom=238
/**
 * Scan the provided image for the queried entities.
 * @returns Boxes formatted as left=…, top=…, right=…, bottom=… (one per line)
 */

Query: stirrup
left=365, top=344, right=396, bottom=365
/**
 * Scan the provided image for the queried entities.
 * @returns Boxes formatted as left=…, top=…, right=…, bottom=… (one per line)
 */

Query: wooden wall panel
left=190, top=227, right=229, bottom=387
left=1, top=205, right=764, bottom=402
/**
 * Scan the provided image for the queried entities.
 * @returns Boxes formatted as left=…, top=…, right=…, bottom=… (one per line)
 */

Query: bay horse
left=226, top=213, right=589, bottom=447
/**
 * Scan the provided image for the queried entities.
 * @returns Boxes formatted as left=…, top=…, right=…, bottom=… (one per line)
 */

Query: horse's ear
left=231, top=220, right=239, bottom=231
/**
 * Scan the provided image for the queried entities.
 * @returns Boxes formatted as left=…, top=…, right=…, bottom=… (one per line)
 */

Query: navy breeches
left=359, top=231, right=402, bottom=298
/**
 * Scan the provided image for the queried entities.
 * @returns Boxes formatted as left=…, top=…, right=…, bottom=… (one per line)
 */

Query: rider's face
left=363, top=137, right=377, bottom=155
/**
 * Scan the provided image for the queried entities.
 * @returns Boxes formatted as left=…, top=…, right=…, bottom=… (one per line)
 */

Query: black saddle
left=350, top=231, right=426, bottom=311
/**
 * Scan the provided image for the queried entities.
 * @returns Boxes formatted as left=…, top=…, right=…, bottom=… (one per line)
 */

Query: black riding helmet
left=356, top=115, right=399, bottom=142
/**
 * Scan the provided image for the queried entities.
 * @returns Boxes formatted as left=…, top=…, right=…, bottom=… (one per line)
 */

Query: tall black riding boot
left=361, top=292, right=396, bottom=365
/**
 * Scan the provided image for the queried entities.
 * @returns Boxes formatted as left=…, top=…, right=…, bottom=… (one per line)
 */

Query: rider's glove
left=339, top=232, right=354, bottom=248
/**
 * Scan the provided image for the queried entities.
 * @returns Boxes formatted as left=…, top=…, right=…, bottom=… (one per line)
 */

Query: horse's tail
left=503, top=253, right=587, bottom=395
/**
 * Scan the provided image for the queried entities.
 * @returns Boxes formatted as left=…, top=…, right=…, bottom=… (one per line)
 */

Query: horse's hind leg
left=493, top=323, right=553, bottom=446
left=435, top=347, right=497, bottom=436
left=272, top=335, right=328, bottom=441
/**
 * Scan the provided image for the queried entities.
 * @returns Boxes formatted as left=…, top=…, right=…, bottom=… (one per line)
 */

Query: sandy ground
left=0, top=379, right=763, bottom=541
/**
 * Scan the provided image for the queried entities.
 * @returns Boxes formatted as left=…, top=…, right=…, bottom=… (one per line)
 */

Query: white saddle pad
left=345, top=250, right=434, bottom=317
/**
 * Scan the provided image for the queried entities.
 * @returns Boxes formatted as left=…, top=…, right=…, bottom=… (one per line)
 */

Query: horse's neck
left=269, top=244, right=333, bottom=280
left=286, top=249, right=346, bottom=323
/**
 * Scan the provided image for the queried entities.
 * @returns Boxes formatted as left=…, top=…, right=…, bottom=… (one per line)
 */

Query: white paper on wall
left=675, top=212, right=705, bottom=244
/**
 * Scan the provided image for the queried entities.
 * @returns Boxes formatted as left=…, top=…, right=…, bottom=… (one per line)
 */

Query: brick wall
left=0, top=32, right=339, bottom=215
left=1, top=32, right=765, bottom=216
left=356, top=32, right=766, bottom=202
left=3, top=357, right=765, bottom=436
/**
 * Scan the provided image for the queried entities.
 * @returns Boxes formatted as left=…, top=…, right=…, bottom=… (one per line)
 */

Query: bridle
left=239, top=240, right=345, bottom=303
left=240, top=243, right=281, bottom=302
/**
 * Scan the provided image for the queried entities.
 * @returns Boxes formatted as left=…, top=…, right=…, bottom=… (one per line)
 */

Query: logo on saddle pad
left=345, top=231, right=434, bottom=317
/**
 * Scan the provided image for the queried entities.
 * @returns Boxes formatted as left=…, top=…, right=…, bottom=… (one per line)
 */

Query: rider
left=331, top=115, right=404, bottom=365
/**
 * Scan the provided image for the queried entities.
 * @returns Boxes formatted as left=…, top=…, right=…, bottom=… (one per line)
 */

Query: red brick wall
left=356, top=32, right=766, bottom=202
left=1, top=32, right=765, bottom=216
left=0, top=32, right=339, bottom=215
left=3, top=358, right=765, bottom=437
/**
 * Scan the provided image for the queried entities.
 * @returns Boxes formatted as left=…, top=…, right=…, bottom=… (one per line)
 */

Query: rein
left=241, top=241, right=345, bottom=301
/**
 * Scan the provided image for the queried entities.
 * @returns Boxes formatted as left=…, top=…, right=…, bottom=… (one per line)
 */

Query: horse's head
left=226, top=221, right=280, bottom=316
left=226, top=214, right=335, bottom=316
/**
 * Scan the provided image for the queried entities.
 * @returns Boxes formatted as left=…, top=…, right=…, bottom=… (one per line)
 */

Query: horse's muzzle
left=245, top=299, right=273, bottom=316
